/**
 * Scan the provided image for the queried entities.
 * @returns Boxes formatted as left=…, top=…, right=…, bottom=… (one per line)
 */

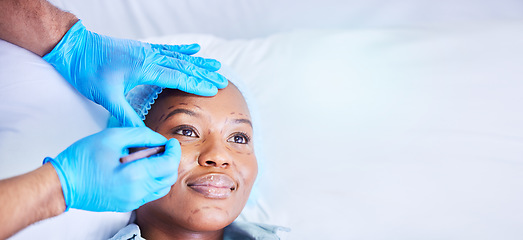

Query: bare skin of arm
left=0, top=0, right=78, bottom=56
left=0, top=163, right=66, bottom=239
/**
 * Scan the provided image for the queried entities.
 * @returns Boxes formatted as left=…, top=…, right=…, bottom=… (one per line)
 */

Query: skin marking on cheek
left=177, top=166, right=190, bottom=178
left=237, top=150, right=254, bottom=155
left=237, top=167, right=247, bottom=184
left=186, top=216, right=194, bottom=225
left=166, top=188, right=175, bottom=200
left=230, top=112, right=235, bottom=115
left=213, top=207, right=230, bottom=217
left=191, top=209, right=200, bottom=215
left=158, top=113, right=165, bottom=122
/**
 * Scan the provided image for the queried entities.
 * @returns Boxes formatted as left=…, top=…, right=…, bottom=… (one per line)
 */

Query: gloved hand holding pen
left=43, top=20, right=228, bottom=127
left=43, top=128, right=181, bottom=212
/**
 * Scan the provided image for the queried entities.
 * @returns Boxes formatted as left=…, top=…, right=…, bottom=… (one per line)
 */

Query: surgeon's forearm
left=0, top=0, right=78, bottom=56
left=0, top=163, right=66, bottom=239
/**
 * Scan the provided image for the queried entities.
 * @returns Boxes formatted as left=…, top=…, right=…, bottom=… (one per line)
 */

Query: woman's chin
left=185, top=212, right=235, bottom=232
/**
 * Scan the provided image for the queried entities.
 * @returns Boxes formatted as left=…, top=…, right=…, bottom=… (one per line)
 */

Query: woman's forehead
left=158, top=85, right=250, bottom=119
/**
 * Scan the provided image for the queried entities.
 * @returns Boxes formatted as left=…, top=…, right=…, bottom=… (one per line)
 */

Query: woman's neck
left=136, top=209, right=225, bottom=240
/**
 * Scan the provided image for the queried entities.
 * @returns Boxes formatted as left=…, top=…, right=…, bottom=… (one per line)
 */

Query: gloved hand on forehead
left=43, top=20, right=228, bottom=127
left=43, top=127, right=181, bottom=212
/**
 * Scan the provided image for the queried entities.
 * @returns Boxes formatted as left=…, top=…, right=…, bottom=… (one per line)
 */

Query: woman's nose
left=197, top=138, right=230, bottom=168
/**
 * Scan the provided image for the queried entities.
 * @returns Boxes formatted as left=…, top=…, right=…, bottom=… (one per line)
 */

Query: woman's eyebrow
left=233, top=118, right=253, bottom=128
left=162, top=108, right=199, bottom=122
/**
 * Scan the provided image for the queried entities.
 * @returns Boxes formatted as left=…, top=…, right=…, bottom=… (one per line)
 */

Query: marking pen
left=119, top=145, right=166, bottom=164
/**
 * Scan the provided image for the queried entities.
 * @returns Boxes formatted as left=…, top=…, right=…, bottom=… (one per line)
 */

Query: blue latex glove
left=43, top=127, right=180, bottom=212
left=43, top=20, right=228, bottom=127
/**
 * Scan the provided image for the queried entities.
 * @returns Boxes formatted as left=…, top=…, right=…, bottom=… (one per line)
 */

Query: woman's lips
left=187, top=173, right=236, bottom=199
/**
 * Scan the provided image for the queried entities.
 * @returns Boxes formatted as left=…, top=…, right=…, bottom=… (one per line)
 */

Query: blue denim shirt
left=109, top=221, right=289, bottom=240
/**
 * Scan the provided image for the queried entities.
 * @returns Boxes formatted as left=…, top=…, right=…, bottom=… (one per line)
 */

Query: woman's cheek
left=227, top=142, right=255, bottom=155
left=176, top=145, right=196, bottom=176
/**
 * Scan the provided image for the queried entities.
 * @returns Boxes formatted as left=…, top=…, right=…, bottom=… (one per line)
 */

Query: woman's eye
left=227, top=133, right=250, bottom=144
left=173, top=127, right=198, bottom=137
